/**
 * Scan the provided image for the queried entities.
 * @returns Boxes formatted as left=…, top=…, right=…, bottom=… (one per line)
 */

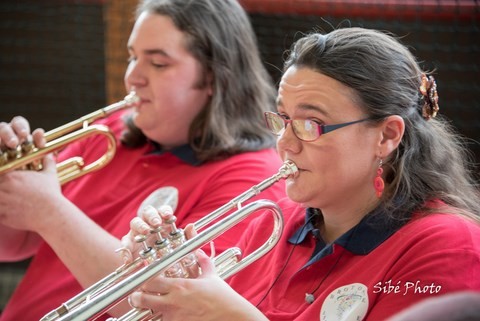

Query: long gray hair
left=285, top=28, right=479, bottom=223
left=122, top=0, right=276, bottom=161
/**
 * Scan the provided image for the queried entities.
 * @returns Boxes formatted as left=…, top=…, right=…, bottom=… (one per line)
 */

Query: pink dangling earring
left=373, top=159, right=384, bottom=198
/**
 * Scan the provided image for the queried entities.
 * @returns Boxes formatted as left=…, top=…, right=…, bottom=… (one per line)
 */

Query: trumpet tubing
left=0, top=92, right=139, bottom=184
left=41, top=160, right=298, bottom=321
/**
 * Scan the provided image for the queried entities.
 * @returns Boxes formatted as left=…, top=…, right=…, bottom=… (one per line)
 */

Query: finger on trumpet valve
left=150, top=226, right=172, bottom=255
left=150, top=226, right=166, bottom=243
left=155, top=232, right=188, bottom=278
left=20, top=136, right=34, bottom=153
left=166, top=224, right=201, bottom=278
left=157, top=205, right=177, bottom=237
left=0, top=136, right=43, bottom=171
left=153, top=205, right=201, bottom=278
left=5, top=145, right=29, bottom=170
left=21, top=137, right=43, bottom=170
left=150, top=227, right=187, bottom=278
left=6, top=145, right=22, bottom=161
left=0, top=150, right=8, bottom=166
left=134, top=234, right=156, bottom=264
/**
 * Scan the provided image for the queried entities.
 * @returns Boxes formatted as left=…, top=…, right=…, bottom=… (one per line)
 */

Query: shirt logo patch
left=137, top=186, right=179, bottom=215
left=320, top=283, right=369, bottom=321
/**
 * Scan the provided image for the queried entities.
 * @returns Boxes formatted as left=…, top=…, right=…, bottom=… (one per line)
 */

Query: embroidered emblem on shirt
left=320, top=283, right=369, bottom=321
left=137, top=186, right=179, bottom=215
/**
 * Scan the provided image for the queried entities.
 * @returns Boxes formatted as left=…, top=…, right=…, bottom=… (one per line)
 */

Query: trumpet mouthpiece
left=124, top=91, right=140, bottom=106
left=280, top=160, right=298, bottom=179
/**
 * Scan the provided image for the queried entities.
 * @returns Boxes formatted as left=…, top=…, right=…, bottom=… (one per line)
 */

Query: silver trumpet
left=41, top=160, right=298, bottom=321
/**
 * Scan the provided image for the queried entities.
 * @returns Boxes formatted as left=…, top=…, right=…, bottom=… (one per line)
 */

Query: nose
left=276, top=121, right=302, bottom=155
left=124, top=61, right=147, bottom=90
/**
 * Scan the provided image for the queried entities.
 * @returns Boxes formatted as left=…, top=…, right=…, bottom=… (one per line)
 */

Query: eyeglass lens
left=265, top=112, right=319, bottom=141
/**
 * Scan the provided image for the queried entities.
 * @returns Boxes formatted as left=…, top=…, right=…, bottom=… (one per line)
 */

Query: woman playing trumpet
left=123, top=27, right=480, bottom=320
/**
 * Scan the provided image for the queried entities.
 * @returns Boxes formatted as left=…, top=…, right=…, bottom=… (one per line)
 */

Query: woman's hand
left=119, top=205, right=267, bottom=321
left=128, top=250, right=268, bottom=321
left=118, top=205, right=177, bottom=264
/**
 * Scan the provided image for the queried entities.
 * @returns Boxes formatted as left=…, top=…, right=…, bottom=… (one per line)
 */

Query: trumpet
left=0, top=92, right=139, bottom=184
left=41, top=160, right=298, bottom=321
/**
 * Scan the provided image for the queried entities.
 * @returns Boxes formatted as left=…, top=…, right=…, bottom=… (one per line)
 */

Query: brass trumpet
left=41, top=160, right=298, bottom=321
left=0, top=92, right=139, bottom=184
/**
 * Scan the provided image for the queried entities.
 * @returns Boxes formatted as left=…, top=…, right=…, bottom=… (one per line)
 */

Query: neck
left=318, top=219, right=358, bottom=244
left=319, top=196, right=379, bottom=244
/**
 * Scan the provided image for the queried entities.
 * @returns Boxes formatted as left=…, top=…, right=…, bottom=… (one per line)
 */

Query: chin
left=285, top=185, right=305, bottom=204
left=131, top=110, right=139, bottom=123
left=286, top=185, right=319, bottom=208
left=131, top=113, right=150, bottom=131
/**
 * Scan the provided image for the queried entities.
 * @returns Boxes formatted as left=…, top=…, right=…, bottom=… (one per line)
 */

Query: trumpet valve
left=0, top=150, right=8, bottom=166
left=20, top=137, right=35, bottom=153
left=150, top=226, right=165, bottom=242
left=161, top=214, right=179, bottom=237
left=134, top=234, right=156, bottom=263
left=0, top=137, right=43, bottom=171
left=21, top=138, right=44, bottom=170
left=3, top=145, right=28, bottom=170
left=151, top=227, right=171, bottom=251
left=6, top=145, right=22, bottom=160
left=149, top=227, right=187, bottom=278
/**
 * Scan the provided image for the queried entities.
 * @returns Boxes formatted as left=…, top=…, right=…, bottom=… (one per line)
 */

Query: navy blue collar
left=288, top=206, right=406, bottom=266
left=149, top=142, right=202, bottom=166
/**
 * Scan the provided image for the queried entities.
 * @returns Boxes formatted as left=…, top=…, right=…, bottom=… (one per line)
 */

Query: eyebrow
left=276, top=98, right=330, bottom=117
left=127, top=46, right=171, bottom=58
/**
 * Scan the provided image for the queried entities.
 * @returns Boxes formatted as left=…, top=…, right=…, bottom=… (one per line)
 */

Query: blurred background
left=0, top=0, right=479, bottom=313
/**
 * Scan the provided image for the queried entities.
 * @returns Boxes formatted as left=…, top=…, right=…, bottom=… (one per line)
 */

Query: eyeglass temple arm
left=321, top=118, right=373, bottom=134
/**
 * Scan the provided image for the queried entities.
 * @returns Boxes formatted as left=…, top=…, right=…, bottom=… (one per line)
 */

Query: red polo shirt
left=228, top=198, right=480, bottom=321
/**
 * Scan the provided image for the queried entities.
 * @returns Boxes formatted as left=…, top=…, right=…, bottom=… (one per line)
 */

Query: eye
left=278, top=112, right=290, bottom=120
left=304, top=120, right=315, bottom=131
left=304, top=116, right=323, bottom=125
left=127, top=56, right=137, bottom=64
left=151, top=62, right=167, bottom=69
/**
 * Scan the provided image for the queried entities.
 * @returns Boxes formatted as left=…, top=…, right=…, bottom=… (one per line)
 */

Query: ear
left=378, top=115, right=404, bottom=157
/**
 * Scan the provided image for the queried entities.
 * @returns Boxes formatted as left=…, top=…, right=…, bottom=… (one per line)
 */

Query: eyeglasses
left=264, top=111, right=375, bottom=142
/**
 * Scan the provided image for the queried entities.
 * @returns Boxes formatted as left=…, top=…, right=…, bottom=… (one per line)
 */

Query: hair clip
left=419, top=74, right=440, bottom=120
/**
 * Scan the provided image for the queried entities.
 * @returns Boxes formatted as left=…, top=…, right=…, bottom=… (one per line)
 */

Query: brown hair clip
left=419, top=74, right=440, bottom=120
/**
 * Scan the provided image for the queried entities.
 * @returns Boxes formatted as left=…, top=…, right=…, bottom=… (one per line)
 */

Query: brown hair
left=122, top=0, right=277, bottom=162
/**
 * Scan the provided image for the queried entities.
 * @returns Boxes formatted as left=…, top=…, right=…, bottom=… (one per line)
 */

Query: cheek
left=154, top=77, right=207, bottom=115
left=309, top=139, right=368, bottom=180
left=335, top=139, right=376, bottom=181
